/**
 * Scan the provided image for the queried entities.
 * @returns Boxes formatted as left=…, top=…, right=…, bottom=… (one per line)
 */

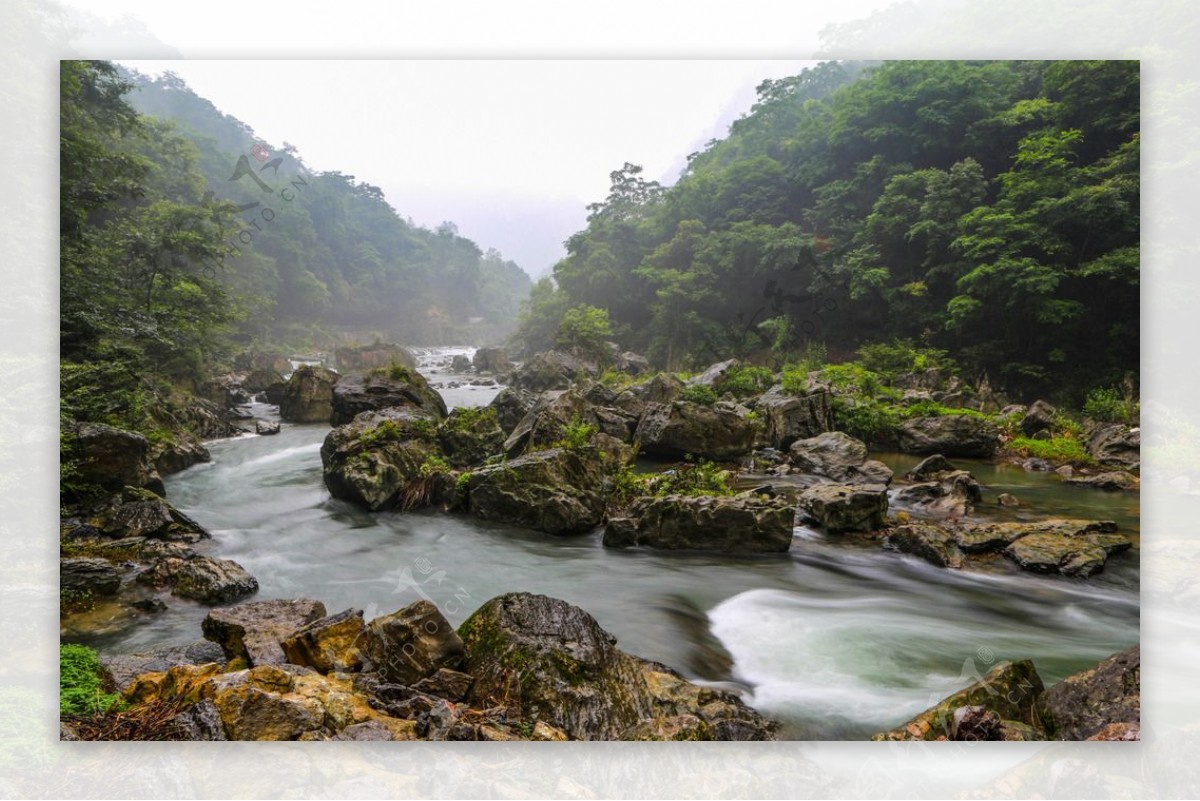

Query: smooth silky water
left=82, top=348, right=1140, bottom=739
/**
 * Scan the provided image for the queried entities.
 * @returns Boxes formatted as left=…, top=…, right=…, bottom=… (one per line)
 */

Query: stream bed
left=80, top=347, right=1140, bottom=739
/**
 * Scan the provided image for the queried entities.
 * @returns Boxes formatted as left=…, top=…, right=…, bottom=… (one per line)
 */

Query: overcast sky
left=116, top=59, right=817, bottom=277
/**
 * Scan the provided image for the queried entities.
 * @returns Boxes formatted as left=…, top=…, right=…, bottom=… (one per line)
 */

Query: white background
left=1, top=0, right=1195, bottom=797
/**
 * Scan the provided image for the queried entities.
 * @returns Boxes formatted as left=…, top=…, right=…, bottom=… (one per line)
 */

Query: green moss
left=60, top=644, right=121, bottom=717
left=902, top=400, right=989, bottom=420
left=444, top=406, right=499, bottom=433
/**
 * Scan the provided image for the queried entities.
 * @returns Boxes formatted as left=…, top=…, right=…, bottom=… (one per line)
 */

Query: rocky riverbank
left=62, top=592, right=777, bottom=741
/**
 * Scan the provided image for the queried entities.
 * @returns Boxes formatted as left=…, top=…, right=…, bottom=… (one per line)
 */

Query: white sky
left=116, top=59, right=816, bottom=276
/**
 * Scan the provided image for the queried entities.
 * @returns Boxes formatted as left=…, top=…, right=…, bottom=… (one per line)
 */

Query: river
left=85, top=347, right=1140, bottom=740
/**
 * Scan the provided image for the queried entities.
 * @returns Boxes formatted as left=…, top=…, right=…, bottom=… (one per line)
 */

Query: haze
left=119, top=59, right=816, bottom=277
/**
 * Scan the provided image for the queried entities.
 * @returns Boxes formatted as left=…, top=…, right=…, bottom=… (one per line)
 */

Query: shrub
left=780, top=364, right=808, bottom=396
left=647, top=458, right=736, bottom=497
left=832, top=399, right=902, bottom=444
left=445, top=406, right=498, bottom=432
left=1084, top=387, right=1137, bottom=424
left=856, top=340, right=957, bottom=376
left=60, top=644, right=121, bottom=717
left=558, top=416, right=598, bottom=450
left=718, top=365, right=774, bottom=398
left=820, top=364, right=891, bottom=399
left=902, top=400, right=989, bottom=420
left=680, top=384, right=718, bottom=406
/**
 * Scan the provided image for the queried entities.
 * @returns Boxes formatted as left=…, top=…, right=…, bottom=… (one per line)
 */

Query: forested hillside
left=519, top=60, right=1138, bottom=402
left=120, top=66, right=531, bottom=346
left=61, top=60, right=529, bottom=466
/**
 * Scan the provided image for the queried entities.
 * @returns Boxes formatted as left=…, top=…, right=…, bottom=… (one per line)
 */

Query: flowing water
left=83, top=347, right=1140, bottom=740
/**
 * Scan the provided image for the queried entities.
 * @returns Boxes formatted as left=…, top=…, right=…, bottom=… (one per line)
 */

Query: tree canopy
left=519, top=60, right=1139, bottom=401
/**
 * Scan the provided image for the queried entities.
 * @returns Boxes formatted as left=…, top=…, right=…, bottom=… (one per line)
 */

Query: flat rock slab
left=101, top=640, right=225, bottom=692
left=797, top=483, right=888, bottom=533
left=603, top=494, right=794, bottom=553
left=203, top=599, right=328, bottom=666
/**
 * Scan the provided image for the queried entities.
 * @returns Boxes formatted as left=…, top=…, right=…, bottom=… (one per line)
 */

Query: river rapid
left=86, top=347, right=1140, bottom=740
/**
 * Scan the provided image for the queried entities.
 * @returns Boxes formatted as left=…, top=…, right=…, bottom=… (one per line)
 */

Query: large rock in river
left=503, top=387, right=637, bottom=456
left=634, top=401, right=754, bottom=461
left=488, top=387, right=539, bottom=436
left=506, top=349, right=598, bottom=392
left=472, top=347, right=513, bottom=375
left=789, top=431, right=892, bottom=484
left=797, top=483, right=888, bottom=533
left=70, top=422, right=165, bottom=496
left=203, top=598, right=328, bottom=666
left=1087, top=424, right=1140, bottom=468
left=458, top=592, right=776, bottom=740
left=321, top=408, right=444, bottom=511
left=898, top=415, right=999, bottom=458
left=603, top=494, right=794, bottom=553
left=329, top=368, right=447, bottom=426
left=1042, top=645, right=1139, bottom=740
left=757, top=387, right=833, bottom=449
left=335, top=342, right=417, bottom=372
left=359, top=600, right=466, bottom=685
left=463, top=447, right=607, bottom=535
left=1003, top=521, right=1131, bottom=577
left=279, top=365, right=340, bottom=423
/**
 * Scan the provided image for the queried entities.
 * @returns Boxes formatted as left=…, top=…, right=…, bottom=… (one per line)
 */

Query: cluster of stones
left=87, top=592, right=777, bottom=742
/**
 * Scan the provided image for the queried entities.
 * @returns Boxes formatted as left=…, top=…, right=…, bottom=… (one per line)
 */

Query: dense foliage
left=519, top=60, right=1138, bottom=401
left=60, top=644, right=120, bottom=716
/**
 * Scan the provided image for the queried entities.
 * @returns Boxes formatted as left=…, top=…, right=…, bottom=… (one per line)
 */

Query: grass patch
left=716, top=365, right=774, bottom=398
left=61, top=644, right=121, bottom=717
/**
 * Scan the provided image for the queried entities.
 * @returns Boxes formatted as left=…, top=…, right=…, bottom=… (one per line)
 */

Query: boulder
left=1065, top=471, right=1139, bottom=491
left=281, top=608, right=368, bottom=674
left=279, top=366, right=340, bottom=423
left=1087, top=424, right=1140, bottom=467
left=411, top=668, right=474, bottom=702
left=100, top=493, right=175, bottom=539
left=686, top=359, right=739, bottom=388
left=152, top=437, right=212, bottom=476
left=264, top=381, right=287, bottom=406
left=872, top=660, right=1047, bottom=741
left=884, top=524, right=965, bottom=568
left=797, top=484, right=888, bottom=533
left=898, top=415, right=999, bottom=458
left=320, top=407, right=444, bottom=511
left=360, top=600, right=465, bottom=686
left=998, top=492, right=1020, bottom=507
left=488, top=387, right=539, bottom=435
left=634, top=401, right=755, bottom=461
left=472, top=347, right=513, bottom=374
left=1003, top=522, right=1132, bottom=576
left=458, top=592, right=775, bottom=741
left=464, top=447, right=608, bottom=535
left=904, top=453, right=957, bottom=482
left=437, top=407, right=506, bottom=468
left=1021, top=400, right=1057, bottom=437
left=202, top=599, right=328, bottom=666
left=603, top=495, right=795, bottom=553
left=138, top=552, right=259, bottom=604
left=254, top=421, right=280, bottom=436
left=334, top=343, right=417, bottom=373
left=60, top=557, right=122, bottom=596
left=100, top=640, right=226, bottom=692
left=70, top=423, right=164, bottom=496
left=788, top=431, right=890, bottom=484
left=242, top=368, right=285, bottom=393
left=1041, top=645, right=1139, bottom=740
left=503, top=388, right=637, bottom=456
left=613, top=351, right=651, bottom=376
left=506, top=350, right=598, bottom=392
left=329, top=369, right=447, bottom=426
left=893, top=470, right=982, bottom=516
left=450, top=354, right=473, bottom=372
left=756, top=387, right=834, bottom=450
